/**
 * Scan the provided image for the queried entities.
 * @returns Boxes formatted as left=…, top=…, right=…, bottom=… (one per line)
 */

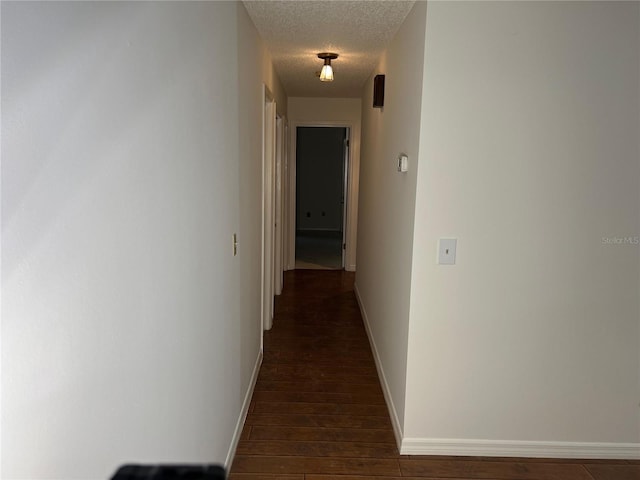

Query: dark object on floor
left=111, top=464, right=226, bottom=480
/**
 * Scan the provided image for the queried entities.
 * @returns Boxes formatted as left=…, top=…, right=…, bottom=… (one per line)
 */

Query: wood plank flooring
left=229, top=270, right=639, bottom=480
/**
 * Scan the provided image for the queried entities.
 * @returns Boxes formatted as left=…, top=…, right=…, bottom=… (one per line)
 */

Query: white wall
left=405, top=1, right=640, bottom=457
left=354, top=1, right=428, bottom=444
left=235, top=0, right=287, bottom=419
left=1, top=2, right=282, bottom=478
left=288, top=97, right=361, bottom=271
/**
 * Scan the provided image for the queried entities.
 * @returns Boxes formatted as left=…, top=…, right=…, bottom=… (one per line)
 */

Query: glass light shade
left=319, top=64, right=334, bottom=82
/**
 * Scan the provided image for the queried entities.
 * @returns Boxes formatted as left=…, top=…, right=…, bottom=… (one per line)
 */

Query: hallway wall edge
left=354, top=283, right=403, bottom=451
left=225, top=348, right=263, bottom=471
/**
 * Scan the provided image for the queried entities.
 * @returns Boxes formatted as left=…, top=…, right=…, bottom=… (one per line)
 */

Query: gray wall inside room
left=1, top=2, right=287, bottom=477
left=296, top=127, right=347, bottom=231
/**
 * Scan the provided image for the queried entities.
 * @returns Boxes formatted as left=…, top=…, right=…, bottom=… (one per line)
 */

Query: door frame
left=286, top=122, right=355, bottom=271
left=262, top=86, right=277, bottom=331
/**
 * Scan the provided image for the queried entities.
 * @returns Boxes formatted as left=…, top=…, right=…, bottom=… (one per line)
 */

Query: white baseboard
left=401, top=438, right=640, bottom=459
left=224, top=348, right=263, bottom=470
left=353, top=283, right=403, bottom=451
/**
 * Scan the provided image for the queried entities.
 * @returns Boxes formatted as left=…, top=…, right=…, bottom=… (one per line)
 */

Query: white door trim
left=262, top=86, right=276, bottom=331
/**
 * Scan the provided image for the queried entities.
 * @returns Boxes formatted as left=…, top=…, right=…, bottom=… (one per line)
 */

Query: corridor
left=229, top=271, right=639, bottom=480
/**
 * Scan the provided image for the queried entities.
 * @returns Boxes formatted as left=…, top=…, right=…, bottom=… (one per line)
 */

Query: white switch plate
left=438, top=238, right=457, bottom=265
left=398, top=154, right=408, bottom=173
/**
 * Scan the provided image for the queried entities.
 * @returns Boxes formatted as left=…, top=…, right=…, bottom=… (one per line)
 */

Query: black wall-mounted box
left=373, top=74, right=385, bottom=108
left=111, top=464, right=226, bottom=480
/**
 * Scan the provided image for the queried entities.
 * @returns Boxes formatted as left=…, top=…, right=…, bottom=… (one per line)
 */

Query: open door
left=274, top=115, right=285, bottom=296
left=341, top=129, right=350, bottom=268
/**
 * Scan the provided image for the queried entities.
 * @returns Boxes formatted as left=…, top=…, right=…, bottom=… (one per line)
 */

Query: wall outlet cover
left=438, top=238, right=457, bottom=265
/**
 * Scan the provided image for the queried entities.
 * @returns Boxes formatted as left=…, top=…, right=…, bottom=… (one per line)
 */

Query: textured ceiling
left=243, top=1, right=416, bottom=98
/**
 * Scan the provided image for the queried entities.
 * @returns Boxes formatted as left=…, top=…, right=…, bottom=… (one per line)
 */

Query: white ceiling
left=243, top=1, right=416, bottom=98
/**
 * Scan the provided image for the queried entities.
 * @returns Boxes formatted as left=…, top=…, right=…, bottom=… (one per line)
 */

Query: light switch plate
left=398, top=154, right=408, bottom=173
left=438, top=238, right=457, bottom=265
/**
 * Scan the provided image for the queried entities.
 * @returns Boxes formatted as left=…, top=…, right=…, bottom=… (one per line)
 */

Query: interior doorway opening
left=295, top=126, right=349, bottom=270
left=262, top=87, right=277, bottom=331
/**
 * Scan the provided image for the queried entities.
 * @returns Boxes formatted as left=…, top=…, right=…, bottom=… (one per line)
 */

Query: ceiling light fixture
left=317, top=52, right=338, bottom=82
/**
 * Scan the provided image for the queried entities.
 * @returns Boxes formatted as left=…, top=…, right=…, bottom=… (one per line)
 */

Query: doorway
left=295, top=126, right=349, bottom=270
left=262, top=88, right=277, bottom=331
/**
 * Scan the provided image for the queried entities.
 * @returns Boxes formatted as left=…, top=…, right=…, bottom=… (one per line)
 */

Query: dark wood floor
left=229, top=270, right=639, bottom=480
